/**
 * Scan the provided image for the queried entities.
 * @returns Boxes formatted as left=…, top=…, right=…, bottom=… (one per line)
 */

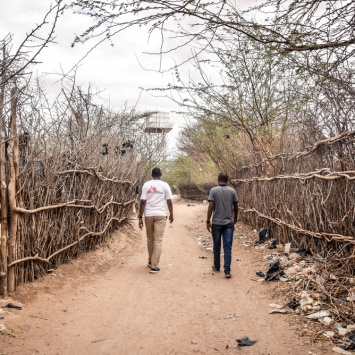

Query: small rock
left=332, top=347, right=352, bottom=355
left=305, top=310, right=330, bottom=319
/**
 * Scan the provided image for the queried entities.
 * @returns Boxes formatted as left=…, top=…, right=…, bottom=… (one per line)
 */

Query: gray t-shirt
left=208, top=185, right=238, bottom=225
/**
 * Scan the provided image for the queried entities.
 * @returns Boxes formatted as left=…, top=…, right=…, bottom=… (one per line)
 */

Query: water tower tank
left=145, top=112, right=172, bottom=133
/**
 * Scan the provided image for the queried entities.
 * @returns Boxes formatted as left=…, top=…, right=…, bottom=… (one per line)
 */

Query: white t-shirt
left=140, top=180, right=173, bottom=217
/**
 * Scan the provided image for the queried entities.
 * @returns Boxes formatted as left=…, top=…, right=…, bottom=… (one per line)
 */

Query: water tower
left=144, top=112, right=172, bottom=160
left=144, top=112, right=172, bottom=133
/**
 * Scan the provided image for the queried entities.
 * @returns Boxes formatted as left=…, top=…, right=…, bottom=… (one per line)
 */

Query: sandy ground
left=0, top=198, right=334, bottom=355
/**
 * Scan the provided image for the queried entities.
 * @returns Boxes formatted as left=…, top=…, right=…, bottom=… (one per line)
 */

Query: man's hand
left=207, top=222, right=212, bottom=233
left=169, top=215, right=174, bottom=224
left=139, top=218, right=143, bottom=229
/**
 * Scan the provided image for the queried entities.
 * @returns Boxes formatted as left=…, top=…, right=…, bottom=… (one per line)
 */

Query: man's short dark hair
left=218, top=172, right=228, bottom=183
left=152, top=167, right=162, bottom=177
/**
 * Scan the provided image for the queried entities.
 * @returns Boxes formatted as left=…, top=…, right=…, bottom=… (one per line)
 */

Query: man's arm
left=207, top=201, right=214, bottom=232
left=139, top=200, right=146, bottom=229
left=167, top=199, right=174, bottom=223
left=233, top=202, right=238, bottom=224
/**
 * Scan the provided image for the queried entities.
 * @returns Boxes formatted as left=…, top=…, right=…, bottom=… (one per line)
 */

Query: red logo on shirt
left=147, top=186, right=157, bottom=194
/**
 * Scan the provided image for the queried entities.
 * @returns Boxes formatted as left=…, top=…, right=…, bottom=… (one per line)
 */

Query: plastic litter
left=256, top=271, right=265, bottom=277
left=341, top=333, right=355, bottom=350
left=268, top=240, right=277, bottom=249
left=294, top=248, right=312, bottom=256
left=346, top=333, right=355, bottom=342
left=305, top=310, right=329, bottom=319
left=324, top=331, right=335, bottom=338
left=269, top=304, right=283, bottom=309
left=265, top=260, right=284, bottom=280
left=333, top=347, right=352, bottom=355
left=284, top=243, right=291, bottom=254
left=4, top=303, right=22, bottom=310
left=288, top=299, right=299, bottom=310
left=319, top=317, right=333, bottom=326
left=269, top=309, right=287, bottom=314
left=316, top=254, right=326, bottom=263
left=236, top=336, right=257, bottom=347
left=256, top=228, right=267, bottom=244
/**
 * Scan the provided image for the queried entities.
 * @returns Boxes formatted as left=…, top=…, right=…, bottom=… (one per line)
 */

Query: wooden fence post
left=7, top=87, right=18, bottom=293
left=0, top=47, right=8, bottom=295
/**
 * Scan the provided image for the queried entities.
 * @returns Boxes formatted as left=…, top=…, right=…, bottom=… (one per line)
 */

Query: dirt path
left=0, top=198, right=333, bottom=355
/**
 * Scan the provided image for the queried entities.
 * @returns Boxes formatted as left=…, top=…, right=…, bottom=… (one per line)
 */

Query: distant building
left=145, top=112, right=172, bottom=133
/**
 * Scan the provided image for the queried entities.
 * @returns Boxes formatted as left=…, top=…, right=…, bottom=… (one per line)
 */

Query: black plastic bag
left=256, top=228, right=268, bottom=244
left=256, top=271, right=265, bottom=277
left=268, top=240, right=277, bottom=249
left=342, top=334, right=355, bottom=350
left=288, top=299, right=299, bottom=310
left=5, top=303, right=22, bottom=310
left=294, top=248, right=312, bottom=256
left=236, top=336, right=257, bottom=347
left=265, top=260, right=284, bottom=280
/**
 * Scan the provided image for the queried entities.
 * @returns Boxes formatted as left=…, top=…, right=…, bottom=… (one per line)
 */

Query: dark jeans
left=211, top=223, right=234, bottom=274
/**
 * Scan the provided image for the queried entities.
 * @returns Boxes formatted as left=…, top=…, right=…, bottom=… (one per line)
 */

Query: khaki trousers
left=145, top=216, right=167, bottom=269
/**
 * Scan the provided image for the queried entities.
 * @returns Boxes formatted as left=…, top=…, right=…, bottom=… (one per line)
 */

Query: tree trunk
left=7, top=87, right=18, bottom=293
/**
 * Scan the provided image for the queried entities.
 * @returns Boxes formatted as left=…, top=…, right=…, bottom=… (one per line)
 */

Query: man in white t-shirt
left=139, top=167, right=174, bottom=274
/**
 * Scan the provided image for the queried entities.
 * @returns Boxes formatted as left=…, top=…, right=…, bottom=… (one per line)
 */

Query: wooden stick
left=0, top=47, right=8, bottom=295
left=7, top=87, right=18, bottom=293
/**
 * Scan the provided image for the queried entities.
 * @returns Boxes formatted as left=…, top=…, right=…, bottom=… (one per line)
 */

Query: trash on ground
left=256, top=228, right=268, bottom=244
left=324, top=331, right=335, bottom=338
left=332, top=347, right=353, bottom=355
left=269, top=304, right=283, bottom=309
left=268, top=239, right=277, bottom=249
left=294, top=248, right=312, bottom=256
left=4, top=303, right=22, bottom=310
left=199, top=256, right=207, bottom=259
left=288, top=299, right=299, bottom=310
left=256, top=271, right=265, bottom=277
left=269, top=309, right=287, bottom=314
left=305, top=310, right=330, bottom=319
left=265, top=260, right=284, bottom=280
left=284, top=243, right=291, bottom=254
left=236, top=336, right=257, bottom=347
left=224, top=313, right=237, bottom=319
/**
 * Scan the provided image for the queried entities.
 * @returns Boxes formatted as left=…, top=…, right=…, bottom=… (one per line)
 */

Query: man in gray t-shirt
left=206, top=172, right=238, bottom=278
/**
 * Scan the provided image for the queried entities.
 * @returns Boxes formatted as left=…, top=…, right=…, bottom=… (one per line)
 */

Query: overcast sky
left=0, top=0, right=251, bottom=152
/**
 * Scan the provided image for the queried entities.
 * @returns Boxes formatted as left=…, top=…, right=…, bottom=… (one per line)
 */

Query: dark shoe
left=212, top=264, right=220, bottom=272
left=149, top=268, right=160, bottom=274
left=148, top=261, right=151, bottom=268
left=225, top=273, right=232, bottom=279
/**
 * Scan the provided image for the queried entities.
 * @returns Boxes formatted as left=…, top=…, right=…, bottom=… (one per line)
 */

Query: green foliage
left=160, top=154, right=218, bottom=193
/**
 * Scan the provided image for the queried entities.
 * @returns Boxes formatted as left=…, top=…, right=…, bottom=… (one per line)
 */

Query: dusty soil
left=0, top=198, right=334, bottom=355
